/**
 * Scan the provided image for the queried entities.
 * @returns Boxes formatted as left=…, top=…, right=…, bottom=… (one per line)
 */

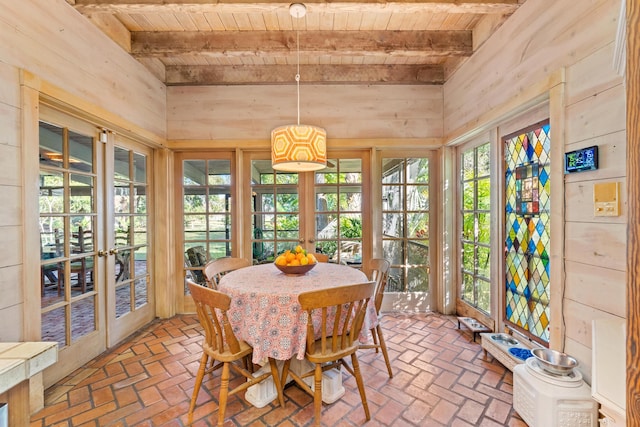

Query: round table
left=218, top=262, right=374, bottom=363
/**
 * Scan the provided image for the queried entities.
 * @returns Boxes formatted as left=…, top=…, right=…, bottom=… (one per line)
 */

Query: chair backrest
left=185, top=246, right=208, bottom=283
left=203, top=257, right=251, bottom=288
left=368, top=258, right=390, bottom=313
left=309, top=252, right=329, bottom=263
left=187, top=279, right=242, bottom=355
left=71, top=226, right=93, bottom=254
left=298, top=281, right=375, bottom=356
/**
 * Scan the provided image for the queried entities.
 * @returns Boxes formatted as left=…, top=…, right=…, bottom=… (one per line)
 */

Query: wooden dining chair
left=57, top=226, right=94, bottom=295
left=309, top=252, right=329, bottom=263
left=186, top=280, right=285, bottom=426
left=203, top=257, right=251, bottom=289
left=280, top=281, right=375, bottom=426
left=359, top=258, right=393, bottom=377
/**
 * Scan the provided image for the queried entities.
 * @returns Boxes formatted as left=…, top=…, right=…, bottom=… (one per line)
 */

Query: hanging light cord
left=295, top=23, right=301, bottom=125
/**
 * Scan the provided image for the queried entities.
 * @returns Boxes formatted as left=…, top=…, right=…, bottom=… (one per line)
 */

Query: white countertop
left=0, top=342, right=58, bottom=394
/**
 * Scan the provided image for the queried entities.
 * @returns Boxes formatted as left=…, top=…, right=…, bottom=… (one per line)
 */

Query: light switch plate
left=593, top=182, right=620, bottom=217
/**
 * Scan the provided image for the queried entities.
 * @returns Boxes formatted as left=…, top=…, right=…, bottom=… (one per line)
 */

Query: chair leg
left=217, top=362, right=231, bottom=427
left=268, top=358, right=285, bottom=408
left=370, top=327, right=379, bottom=353
left=313, top=363, right=323, bottom=426
left=281, top=359, right=291, bottom=388
left=350, top=353, right=370, bottom=421
left=188, top=353, right=209, bottom=424
left=376, top=324, right=393, bottom=378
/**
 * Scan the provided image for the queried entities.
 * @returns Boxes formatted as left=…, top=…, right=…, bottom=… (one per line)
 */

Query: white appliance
left=513, top=357, right=598, bottom=427
left=592, top=318, right=626, bottom=426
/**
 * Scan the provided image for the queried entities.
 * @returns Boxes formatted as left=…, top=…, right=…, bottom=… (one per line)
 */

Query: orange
left=275, top=255, right=287, bottom=266
left=307, top=254, right=316, bottom=264
left=289, top=259, right=301, bottom=266
left=285, top=252, right=296, bottom=263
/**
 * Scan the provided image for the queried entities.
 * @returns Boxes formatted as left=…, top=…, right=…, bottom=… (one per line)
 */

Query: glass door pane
left=39, top=120, right=101, bottom=349
left=251, top=159, right=301, bottom=262
left=112, top=145, right=151, bottom=318
left=381, top=155, right=432, bottom=310
left=181, top=156, right=233, bottom=288
left=314, top=158, right=364, bottom=266
left=107, top=136, right=154, bottom=346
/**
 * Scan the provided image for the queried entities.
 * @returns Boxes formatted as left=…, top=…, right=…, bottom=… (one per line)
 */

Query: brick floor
left=31, top=313, right=528, bottom=427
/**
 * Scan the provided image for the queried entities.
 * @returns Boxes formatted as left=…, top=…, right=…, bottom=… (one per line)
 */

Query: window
left=182, top=158, right=233, bottom=287
left=39, top=120, right=97, bottom=346
left=250, top=159, right=300, bottom=262
left=504, top=121, right=551, bottom=343
left=459, top=142, right=491, bottom=314
left=314, top=159, right=363, bottom=265
left=382, top=157, right=430, bottom=293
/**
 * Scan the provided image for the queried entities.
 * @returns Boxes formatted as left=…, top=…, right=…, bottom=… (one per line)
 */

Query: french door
left=107, top=135, right=155, bottom=346
left=39, top=106, right=154, bottom=385
left=379, top=151, right=434, bottom=311
left=244, top=150, right=370, bottom=268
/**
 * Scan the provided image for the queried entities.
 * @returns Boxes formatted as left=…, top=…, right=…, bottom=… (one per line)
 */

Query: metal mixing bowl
left=490, top=333, right=519, bottom=346
left=531, top=348, right=579, bottom=375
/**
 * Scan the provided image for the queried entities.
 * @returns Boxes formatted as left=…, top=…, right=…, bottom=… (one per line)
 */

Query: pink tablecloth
left=218, top=262, right=376, bottom=363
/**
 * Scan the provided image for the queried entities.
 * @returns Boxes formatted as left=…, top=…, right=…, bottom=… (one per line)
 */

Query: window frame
left=458, top=141, right=493, bottom=315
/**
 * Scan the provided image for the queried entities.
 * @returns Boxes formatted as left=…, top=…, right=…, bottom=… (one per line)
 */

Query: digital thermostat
left=564, top=146, right=598, bottom=174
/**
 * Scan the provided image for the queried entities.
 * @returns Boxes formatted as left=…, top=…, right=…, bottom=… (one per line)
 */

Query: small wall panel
left=566, top=42, right=624, bottom=105
left=0, top=144, right=21, bottom=187
left=0, top=265, right=22, bottom=311
left=565, top=260, right=626, bottom=318
left=565, top=180, right=626, bottom=224
left=564, top=222, right=626, bottom=271
left=563, top=298, right=623, bottom=350
left=563, top=336, right=593, bottom=384
left=565, top=84, right=626, bottom=144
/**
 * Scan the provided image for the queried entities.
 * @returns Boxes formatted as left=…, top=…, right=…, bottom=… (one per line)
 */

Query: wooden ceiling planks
left=69, top=0, right=526, bottom=85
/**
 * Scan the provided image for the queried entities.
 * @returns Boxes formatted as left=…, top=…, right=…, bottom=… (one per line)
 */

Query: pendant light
left=271, top=3, right=327, bottom=172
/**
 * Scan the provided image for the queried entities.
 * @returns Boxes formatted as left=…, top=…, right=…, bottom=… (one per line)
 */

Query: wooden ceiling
left=68, top=0, right=527, bottom=85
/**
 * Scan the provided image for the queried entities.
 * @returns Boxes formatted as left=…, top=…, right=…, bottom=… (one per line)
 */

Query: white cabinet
left=592, top=318, right=626, bottom=426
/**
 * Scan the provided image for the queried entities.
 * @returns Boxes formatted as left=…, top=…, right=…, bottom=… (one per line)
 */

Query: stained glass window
left=504, top=121, right=551, bottom=343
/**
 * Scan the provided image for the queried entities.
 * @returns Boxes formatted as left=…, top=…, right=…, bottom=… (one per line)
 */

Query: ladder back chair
left=187, top=280, right=285, bottom=426
left=309, top=252, right=329, bottom=263
left=280, top=281, right=375, bottom=426
left=203, top=257, right=251, bottom=289
left=359, top=258, right=393, bottom=378
left=58, top=226, right=94, bottom=295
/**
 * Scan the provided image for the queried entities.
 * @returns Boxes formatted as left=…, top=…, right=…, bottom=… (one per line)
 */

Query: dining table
left=218, top=261, right=377, bottom=364
left=217, top=262, right=377, bottom=407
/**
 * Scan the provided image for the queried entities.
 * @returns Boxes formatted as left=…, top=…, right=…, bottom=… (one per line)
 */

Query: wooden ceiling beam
left=132, top=30, right=472, bottom=58
left=72, top=0, right=521, bottom=15
left=165, top=64, right=445, bottom=85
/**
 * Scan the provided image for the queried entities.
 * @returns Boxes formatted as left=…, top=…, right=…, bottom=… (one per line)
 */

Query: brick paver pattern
left=31, top=313, right=528, bottom=426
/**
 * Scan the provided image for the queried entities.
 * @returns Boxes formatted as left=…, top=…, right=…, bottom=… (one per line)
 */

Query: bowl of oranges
left=274, top=246, right=318, bottom=276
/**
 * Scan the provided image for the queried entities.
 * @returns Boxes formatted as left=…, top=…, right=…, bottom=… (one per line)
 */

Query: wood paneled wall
left=626, top=0, right=639, bottom=422
left=0, top=0, right=167, bottom=139
left=167, top=85, right=443, bottom=141
left=444, top=0, right=619, bottom=136
left=0, top=63, right=26, bottom=341
left=444, top=0, right=625, bottom=384
left=0, top=0, right=167, bottom=342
